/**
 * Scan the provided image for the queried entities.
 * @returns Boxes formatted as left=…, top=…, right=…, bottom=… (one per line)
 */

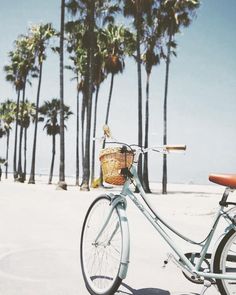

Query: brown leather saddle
left=209, top=174, right=236, bottom=189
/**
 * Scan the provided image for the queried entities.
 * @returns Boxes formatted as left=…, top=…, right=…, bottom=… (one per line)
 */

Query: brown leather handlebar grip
left=165, top=145, right=187, bottom=151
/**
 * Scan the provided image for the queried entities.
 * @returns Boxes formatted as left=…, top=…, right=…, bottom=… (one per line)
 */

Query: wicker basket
left=99, top=147, right=134, bottom=185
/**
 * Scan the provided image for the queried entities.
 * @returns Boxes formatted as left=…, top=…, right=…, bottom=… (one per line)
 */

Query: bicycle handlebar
left=132, top=145, right=186, bottom=163
left=96, top=139, right=187, bottom=154
left=99, top=125, right=186, bottom=154
left=138, top=145, right=186, bottom=154
left=95, top=137, right=186, bottom=160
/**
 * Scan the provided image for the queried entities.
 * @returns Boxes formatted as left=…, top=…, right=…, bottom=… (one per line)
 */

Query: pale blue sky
left=0, top=0, right=235, bottom=184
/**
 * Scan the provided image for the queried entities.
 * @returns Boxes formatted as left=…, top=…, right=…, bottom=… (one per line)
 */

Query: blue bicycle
left=80, top=143, right=236, bottom=295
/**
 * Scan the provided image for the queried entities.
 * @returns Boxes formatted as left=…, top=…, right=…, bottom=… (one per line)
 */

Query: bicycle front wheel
left=213, top=229, right=236, bottom=295
left=80, top=195, right=123, bottom=295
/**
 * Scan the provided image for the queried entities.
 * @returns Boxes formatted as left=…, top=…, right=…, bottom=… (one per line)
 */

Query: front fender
left=117, top=202, right=130, bottom=279
left=107, top=193, right=130, bottom=280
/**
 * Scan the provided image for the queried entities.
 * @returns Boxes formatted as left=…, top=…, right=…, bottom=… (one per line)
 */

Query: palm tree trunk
left=76, top=83, right=80, bottom=186
left=136, top=0, right=143, bottom=183
left=80, top=0, right=95, bottom=191
left=23, top=127, right=27, bottom=181
left=49, top=134, right=56, bottom=184
left=17, top=82, right=26, bottom=181
left=58, top=0, right=67, bottom=190
left=28, top=61, right=43, bottom=184
left=13, top=90, right=21, bottom=180
left=105, top=74, right=114, bottom=125
left=91, top=85, right=100, bottom=184
left=162, top=32, right=172, bottom=195
left=81, top=95, right=86, bottom=173
left=5, top=129, right=10, bottom=179
left=99, top=73, right=115, bottom=185
left=17, top=124, right=24, bottom=181
left=143, top=73, right=151, bottom=193
left=101, top=73, right=114, bottom=153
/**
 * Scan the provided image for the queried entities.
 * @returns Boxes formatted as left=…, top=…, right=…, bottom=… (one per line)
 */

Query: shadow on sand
left=117, top=282, right=201, bottom=295
left=117, top=282, right=170, bottom=295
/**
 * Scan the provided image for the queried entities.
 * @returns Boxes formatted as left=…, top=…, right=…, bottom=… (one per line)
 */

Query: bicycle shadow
left=117, top=283, right=200, bottom=295
left=117, top=282, right=170, bottom=295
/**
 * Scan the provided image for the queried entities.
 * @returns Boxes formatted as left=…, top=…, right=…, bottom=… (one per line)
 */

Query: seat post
left=219, top=188, right=231, bottom=207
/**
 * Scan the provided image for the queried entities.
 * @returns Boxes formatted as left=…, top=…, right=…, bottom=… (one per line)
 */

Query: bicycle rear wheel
left=80, top=195, right=123, bottom=295
left=213, top=229, right=236, bottom=294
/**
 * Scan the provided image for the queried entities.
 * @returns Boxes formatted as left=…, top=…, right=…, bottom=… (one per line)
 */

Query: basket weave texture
left=99, top=147, right=134, bottom=185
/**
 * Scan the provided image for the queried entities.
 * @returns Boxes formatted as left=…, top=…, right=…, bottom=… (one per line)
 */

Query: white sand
left=0, top=176, right=233, bottom=295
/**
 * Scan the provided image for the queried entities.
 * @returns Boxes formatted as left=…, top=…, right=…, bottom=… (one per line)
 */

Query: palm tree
left=142, top=46, right=161, bottom=193
left=23, top=101, right=36, bottom=181
left=66, top=2, right=91, bottom=188
left=28, top=23, right=55, bottom=184
left=66, top=0, right=121, bottom=190
left=57, top=0, right=67, bottom=190
left=5, top=36, right=36, bottom=182
left=141, top=4, right=164, bottom=193
left=17, top=92, right=25, bottom=181
left=123, top=0, right=154, bottom=183
left=80, top=0, right=96, bottom=191
left=91, top=48, right=105, bottom=185
left=17, top=100, right=36, bottom=181
left=0, top=100, right=16, bottom=178
left=4, top=49, right=27, bottom=180
left=13, top=36, right=37, bottom=181
left=159, top=0, right=200, bottom=194
left=97, top=24, right=135, bottom=185
left=102, top=24, right=126, bottom=126
left=75, top=60, right=86, bottom=187
left=65, top=20, right=87, bottom=186
left=39, top=98, right=72, bottom=184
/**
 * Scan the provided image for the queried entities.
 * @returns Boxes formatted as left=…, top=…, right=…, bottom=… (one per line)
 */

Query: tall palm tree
left=91, top=49, right=105, bottom=185
left=66, top=2, right=92, bottom=187
left=80, top=0, right=96, bottom=191
left=159, top=0, right=200, bottom=194
left=17, top=86, right=28, bottom=181
left=97, top=24, right=135, bottom=185
left=141, top=4, right=163, bottom=192
left=123, top=0, right=154, bottom=183
left=57, top=0, right=67, bottom=190
left=65, top=20, right=87, bottom=186
left=0, top=100, right=15, bottom=178
left=142, top=46, right=161, bottom=193
left=23, top=101, right=36, bottom=181
left=102, top=24, right=126, bottom=126
left=18, top=100, right=36, bottom=181
left=28, top=23, right=55, bottom=184
left=66, top=0, right=122, bottom=190
left=75, top=56, right=86, bottom=186
left=4, top=49, right=26, bottom=180
left=39, top=98, right=72, bottom=184
left=5, top=36, right=36, bottom=181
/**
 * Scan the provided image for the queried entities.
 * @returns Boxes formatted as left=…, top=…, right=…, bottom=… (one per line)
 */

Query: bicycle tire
left=80, top=195, right=123, bottom=295
left=213, top=228, right=236, bottom=294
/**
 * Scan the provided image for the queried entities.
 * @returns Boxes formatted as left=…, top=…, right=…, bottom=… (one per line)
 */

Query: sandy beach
left=0, top=177, right=233, bottom=295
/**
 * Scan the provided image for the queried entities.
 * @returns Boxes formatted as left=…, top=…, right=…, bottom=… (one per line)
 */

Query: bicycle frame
left=96, top=162, right=236, bottom=282
left=125, top=165, right=236, bottom=280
